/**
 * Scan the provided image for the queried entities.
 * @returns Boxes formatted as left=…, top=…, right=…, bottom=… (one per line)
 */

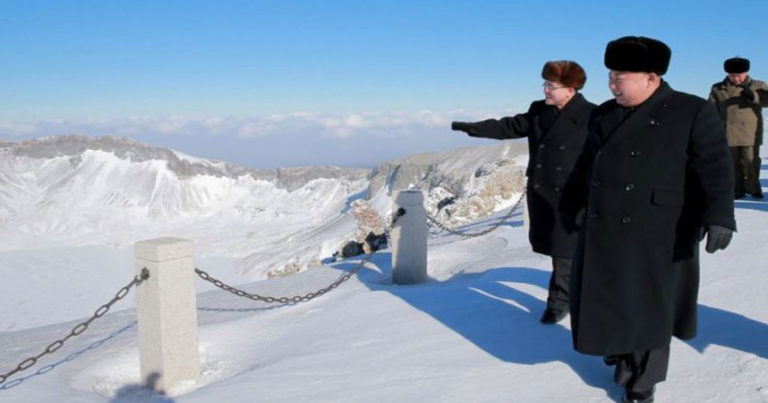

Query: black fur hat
left=724, top=57, right=750, bottom=73
left=604, top=36, right=671, bottom=75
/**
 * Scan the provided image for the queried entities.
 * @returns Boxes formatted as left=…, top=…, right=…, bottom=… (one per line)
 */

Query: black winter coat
left=562, top=82, right=736, bottom=356
left=468, top=93, right=596, bottom=258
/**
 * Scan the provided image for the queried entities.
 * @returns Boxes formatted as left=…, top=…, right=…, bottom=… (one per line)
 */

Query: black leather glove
left=741, top=86, right=755, bottom=102
left=451, top=121, right=478, bottom=135
left=700, top=225, right=734, bottom=253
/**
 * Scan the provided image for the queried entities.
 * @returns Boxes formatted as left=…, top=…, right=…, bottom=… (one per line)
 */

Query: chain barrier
left=426, top=189, right=526, bottom=238
left=0, top=268, right=150, bottom=386
left=0, top=192, right=519, bottom=386
left=196, top=208, right=407, bottom=304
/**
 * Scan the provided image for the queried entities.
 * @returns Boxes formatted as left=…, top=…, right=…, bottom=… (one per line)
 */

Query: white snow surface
left=1, top=142, right=767, bottom=402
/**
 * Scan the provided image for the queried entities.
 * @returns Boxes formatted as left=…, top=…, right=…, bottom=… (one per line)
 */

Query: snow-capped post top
left=394, top=189, right=425, bottom=206
left=134, top=237, right=199, bottom=394
left=134, top=237, right=194, bottom=262
left=392, top=190, right=428, bottom=285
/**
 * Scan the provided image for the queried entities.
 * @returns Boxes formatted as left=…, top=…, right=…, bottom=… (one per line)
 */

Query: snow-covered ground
left=1, top=156, right=767, bottom=402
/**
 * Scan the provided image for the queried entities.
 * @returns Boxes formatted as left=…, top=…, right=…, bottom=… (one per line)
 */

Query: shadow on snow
left=334, top=258, right=621, bottom=398
left=684, top=305, right=768, bottom=359
left=735, top=199, right=768, bottom=212
left=110, top=372, right=175, bottom=403
left=333, top=251, right=768, bottom=400
left=0, top=321, right=136, bottom=391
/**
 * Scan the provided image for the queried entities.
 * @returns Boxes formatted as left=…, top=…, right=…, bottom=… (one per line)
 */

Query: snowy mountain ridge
left=0, top=135, right=528, bottom=278
left=4, top=134, right=370, bottom=187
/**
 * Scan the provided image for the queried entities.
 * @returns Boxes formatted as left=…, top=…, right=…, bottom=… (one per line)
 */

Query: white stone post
left=391, top=190, right=428, bottom=284
left=134, top=237, right=199, bottom=393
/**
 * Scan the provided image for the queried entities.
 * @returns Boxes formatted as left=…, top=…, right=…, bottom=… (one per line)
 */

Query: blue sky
left=1, top=0, right=766, bottom=168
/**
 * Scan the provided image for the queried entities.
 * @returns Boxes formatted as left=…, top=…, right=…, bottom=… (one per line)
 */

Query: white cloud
left=0, top=121, right=40, bottom=136
left=0, top=110, right=508, bottom=168
left=0, top=110, right=500, bottom=141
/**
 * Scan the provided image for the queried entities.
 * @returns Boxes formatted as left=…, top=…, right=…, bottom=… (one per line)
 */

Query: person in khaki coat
left=708, top=57, right=768, bottom=199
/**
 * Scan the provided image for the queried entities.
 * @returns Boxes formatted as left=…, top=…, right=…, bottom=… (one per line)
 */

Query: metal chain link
left=0, top=193, right=517, bottom=386
left=0, top=268, right=150, bottom=386
left=426, top=189, right=526, bottom=238
left=196, top=208, right=407, bottom=304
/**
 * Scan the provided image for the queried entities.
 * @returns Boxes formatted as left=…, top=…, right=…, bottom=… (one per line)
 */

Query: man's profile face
left=608, top=71, right=655, bottom=107
left=727, top=72, right=748, bottom=86
left=542, top=80, right=575, bottom=109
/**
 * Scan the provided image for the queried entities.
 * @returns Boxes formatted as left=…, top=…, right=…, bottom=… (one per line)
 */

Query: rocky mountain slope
left=0, top=135, right=527, bottom=279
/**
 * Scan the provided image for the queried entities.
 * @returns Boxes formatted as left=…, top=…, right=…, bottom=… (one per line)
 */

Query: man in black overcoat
left=561, top=37, right=736, bottom=403
left=451, top=61, right=596, bottom=324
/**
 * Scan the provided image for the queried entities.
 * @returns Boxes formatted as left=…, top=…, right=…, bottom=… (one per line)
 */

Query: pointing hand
left=451, top=121, right=479, bottom=135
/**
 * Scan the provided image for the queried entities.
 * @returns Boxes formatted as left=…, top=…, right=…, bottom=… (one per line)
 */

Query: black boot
left=539, top=308, right=568, bottom=324
left=623, top=387, right=655, bottom=403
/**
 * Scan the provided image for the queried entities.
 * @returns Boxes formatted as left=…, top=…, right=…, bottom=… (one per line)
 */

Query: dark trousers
left=546, top=257, right=572, bottom=312
left=730, top=146, right=762, bottom=196
left=753, top=145, right=763, bottom=196
left=608, top=345, right=670, bottom=392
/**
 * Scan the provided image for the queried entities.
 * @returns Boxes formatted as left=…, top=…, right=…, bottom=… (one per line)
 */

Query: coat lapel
left=540, top=93, right=585, bottom=142
left=602, top=82, right=675, bottom=147
left=596, top=105, right=623, bottom=146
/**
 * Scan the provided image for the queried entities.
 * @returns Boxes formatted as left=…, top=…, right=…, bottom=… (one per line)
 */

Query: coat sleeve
left=709, top=84, right=745, bottom=112
left=707, top=88, right=718, bottom=104
left=559, top=113, right=599, bottom=217
left=755, top=80, right=768, bottom=108
left=467, top=103, right=536, bottom=140
left=688, top=102, right=737, bottom=230
left=758, top=90, right=768, bottom=107
left=707, top=88, right=725, bottom=121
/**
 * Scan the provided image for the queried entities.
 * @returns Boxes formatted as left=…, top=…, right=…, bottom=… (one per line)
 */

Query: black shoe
left=735, top=193, right=746, bottom=200
left=623, top=387, right=655, bottom=403
left=752, top=193, right=764, bottom=199
left=540, top=308, right=568, bottom=324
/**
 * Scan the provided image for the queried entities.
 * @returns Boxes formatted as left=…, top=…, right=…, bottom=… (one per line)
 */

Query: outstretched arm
left=451, top=104, right=536, bottom=139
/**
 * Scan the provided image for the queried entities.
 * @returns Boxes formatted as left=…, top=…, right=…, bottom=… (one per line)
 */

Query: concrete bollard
left=391, top=190, right=428, bottom=284
left=134, top=237, right=199, bottom=393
